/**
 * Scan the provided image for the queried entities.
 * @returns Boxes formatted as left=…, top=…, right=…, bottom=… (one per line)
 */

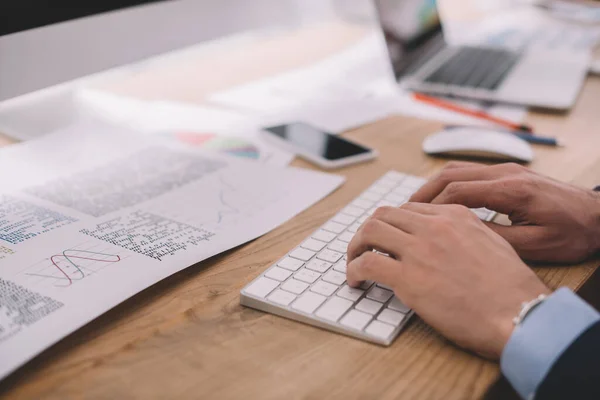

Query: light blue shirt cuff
left=500, top=287, right=600, bottom=400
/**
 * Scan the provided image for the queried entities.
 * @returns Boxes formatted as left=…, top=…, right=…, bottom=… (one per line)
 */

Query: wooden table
left=1, top=18, right=599, bottom=400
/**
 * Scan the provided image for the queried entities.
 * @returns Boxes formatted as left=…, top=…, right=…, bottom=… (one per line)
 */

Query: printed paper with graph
left=0, top=123, right=344, bottom=380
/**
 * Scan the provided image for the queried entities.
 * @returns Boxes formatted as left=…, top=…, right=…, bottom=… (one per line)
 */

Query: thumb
left=483, top=222, right=547, bottom=261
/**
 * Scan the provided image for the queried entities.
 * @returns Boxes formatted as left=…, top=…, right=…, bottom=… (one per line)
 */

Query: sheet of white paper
left=392, top=91, right=527, bottom=127
left=535, top=0, right=600, bottom=25
left=443, top=6, right=600, bottom=50
left=76, top=89, right=294, bottom=166
left=209, top=30, right=527, bottom=132
left=0, top=122, right=344, bottom=379
left=208, top=31, right=393, bottom=115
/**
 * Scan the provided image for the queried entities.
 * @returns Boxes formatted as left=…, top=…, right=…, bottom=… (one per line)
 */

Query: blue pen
left=510, top=132, right=561, bottom=147
left=445, top=125, right=561, bottom=147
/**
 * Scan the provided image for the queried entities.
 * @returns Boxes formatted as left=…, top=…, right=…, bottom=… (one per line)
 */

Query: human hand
left=346, top=203, right=550, bottom=359
left=409, top=162, right=600, bottom=263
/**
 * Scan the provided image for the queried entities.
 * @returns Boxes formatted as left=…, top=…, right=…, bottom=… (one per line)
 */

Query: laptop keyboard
left=423, top=46, right=520, bottom=91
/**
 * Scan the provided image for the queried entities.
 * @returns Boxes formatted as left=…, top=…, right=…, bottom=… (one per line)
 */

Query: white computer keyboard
left=240, top=171, right=496, bottom=345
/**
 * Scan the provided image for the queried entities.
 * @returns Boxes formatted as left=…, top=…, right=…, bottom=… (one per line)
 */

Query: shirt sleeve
left=500, top=287, right=600, bottom=400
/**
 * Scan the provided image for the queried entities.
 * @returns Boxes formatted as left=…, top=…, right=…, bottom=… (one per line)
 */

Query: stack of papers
left=208, top=30, right=528, bottom=132
left=443, top=4, right=600, bottom=50
left=76, top=89, right=293, bottom=166
left=0, top=122, right=344, bottom=379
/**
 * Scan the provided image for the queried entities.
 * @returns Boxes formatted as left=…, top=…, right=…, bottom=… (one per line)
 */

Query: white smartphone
left=262, top=122, right=377, bottom=169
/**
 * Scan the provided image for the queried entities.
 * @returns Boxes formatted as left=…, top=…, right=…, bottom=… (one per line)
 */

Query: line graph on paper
left=149, top=171, right=290, bottom=231
left=22, top=241, right=128, bottom=288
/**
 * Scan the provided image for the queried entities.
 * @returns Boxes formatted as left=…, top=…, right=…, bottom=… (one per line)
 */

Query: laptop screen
left=374, top=0, right=443, bottom=79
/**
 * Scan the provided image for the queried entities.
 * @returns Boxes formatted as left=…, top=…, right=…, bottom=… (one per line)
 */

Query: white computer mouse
left=423, top=127, right=534, bottom=163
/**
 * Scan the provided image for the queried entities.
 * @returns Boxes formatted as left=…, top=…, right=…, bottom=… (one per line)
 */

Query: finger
left=347, top=217, right=410, bottom=263
left=367, top=206, right=429, bottom=234
left=346, top=251, right=404, bottom=288
left=431, top=180, right=527, bottom=216
left=483, top=222, right=548, bottom=261
left=442, top=160, right=484, bottom=169
left=409, top=163, right=523, bottom=203
left=400, top=202, right=443, bottom=216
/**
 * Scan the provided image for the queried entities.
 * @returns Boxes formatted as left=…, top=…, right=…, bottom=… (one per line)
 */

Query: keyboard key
left=244, top=277, right=279, bottom=298
left=365, top=207, right=377, bottom=216
left=342, top=206, right=364, bottom=217
left=315, top=296, right=353, bottom=322
left=268, top=289, right=297, bottom=306
left=289, top=248, right=315, bottom=261
left=369, top=185, right=389, bottom=195
left=472, top=208, right=494, bottom=221
left=348, top=223, right=362, bottom=233
left=402, top=176, right=426, bottom=188
left=332, top=213, right=355, bottom=225
left=377, top=309, right=406, bottom=326
left=265, top=267, right=293, bottom=282
left=365, top=320, right=395, bottom=340
left=359, top=280, right=374, bottom=290
left=384, top=171, right=407, bottom=182
left=366, top=286, right=394, bottom=303
left=294, top=268, right=321, bottom=284
left=388, top=297, right=411, bottom=314
left=305, top=259, right=332, bottom=273
left=312, top=229, right=337, bottom=243
left=332, top=259, right=347, bottom=273
left=323, top=221, right=346, bottom=234
left=317, top=249, right=343, bottom=263
left=340, top=309, right=372, bottom=331
left=361, top=191, right=382, bottom=202
left=311, top=280, right=338, bottom=296
left=375, top=180, right=396, bottom=189
left=292, top=292, right=327, bottom=314
left=352, top=199, right=374, bottom=209
left=376, top=283, right=393, bottom=291
left=384, top=193, right=406, bottom=204
left=376, top=200, right=395, bottom=208
left=337, top=285, right=364, bottom=302
left=355, top=298, right=383, bottom=315
left=322, top=270, right=346, bottom=286
left=281, top=278, right=309, bottom=294
left=338, top=231, right=354, bottom=243
left=357, top=215, right=369, bottom=224
left=277, top=257, right=304, bottom=271
left=301, top=238, right=327, bottom=252
left=392, top=186, right=415, bottom=197
left=328, top=240, right=348, bottom=254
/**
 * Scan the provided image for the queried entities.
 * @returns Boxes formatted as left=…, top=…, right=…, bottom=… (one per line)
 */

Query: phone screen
left=264, top=123, right=371, bottom=161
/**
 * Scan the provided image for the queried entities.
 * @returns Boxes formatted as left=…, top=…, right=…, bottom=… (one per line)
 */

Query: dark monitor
left=373, top=0, right=444, bottom=79
left=0, top=1, right=164, bottom=36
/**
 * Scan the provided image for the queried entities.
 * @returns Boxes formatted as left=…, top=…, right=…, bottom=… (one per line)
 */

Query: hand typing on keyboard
left=346, top=202, right=549, bottom=359
left=241, top=171, right=497, bottom=345
left=409, top=161, right=600, bottom=263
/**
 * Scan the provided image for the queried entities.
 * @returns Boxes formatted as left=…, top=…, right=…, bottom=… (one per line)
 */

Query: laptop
left=374, top=0, right=590, bottom=110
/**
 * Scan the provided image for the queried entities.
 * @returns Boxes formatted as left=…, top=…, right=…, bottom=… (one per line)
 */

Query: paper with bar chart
left=0, top=122, right=344, bottom=380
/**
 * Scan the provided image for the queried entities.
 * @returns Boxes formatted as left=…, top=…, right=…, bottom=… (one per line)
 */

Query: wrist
left=494, top=285, right=552, bottom=358
left=500, top=288, right=600, bottom=400
left=591, top=189, right=600, bottom=253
